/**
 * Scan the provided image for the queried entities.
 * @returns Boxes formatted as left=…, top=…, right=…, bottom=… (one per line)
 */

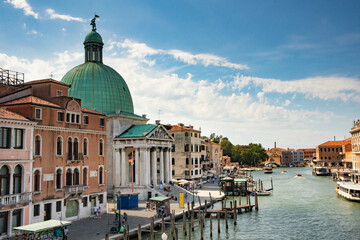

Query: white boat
left=336, top=182, right=360, bottom=202
left=312, top=167, right=330, bottom=176
left=264, top=166, right=273, bottom=174
left=252, top=190, right=271, bottom=196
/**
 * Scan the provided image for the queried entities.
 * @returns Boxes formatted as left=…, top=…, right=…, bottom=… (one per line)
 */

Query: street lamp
left=117, top=192, right=121, bottom=231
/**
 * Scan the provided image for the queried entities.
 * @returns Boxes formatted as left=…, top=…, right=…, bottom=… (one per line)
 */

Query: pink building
left=0, top=108, right=36, bottom=237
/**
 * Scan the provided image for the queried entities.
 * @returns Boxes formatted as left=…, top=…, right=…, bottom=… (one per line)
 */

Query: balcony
left=0, top=192, right=31, bottom=207
left=65, top=185, right=85, bottom=195
left=66, top=153, right=84, bottom=162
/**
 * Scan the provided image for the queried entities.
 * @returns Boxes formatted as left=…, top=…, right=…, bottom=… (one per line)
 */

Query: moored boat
left=336, top=182, right=360, bottom=202
left=312, top=167, right=330, bottom=176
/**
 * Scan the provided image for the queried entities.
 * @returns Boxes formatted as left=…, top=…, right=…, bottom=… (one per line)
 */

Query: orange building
left=315, top=138, right=352, bottom=169
left=0, top=79, right=107, bottom=222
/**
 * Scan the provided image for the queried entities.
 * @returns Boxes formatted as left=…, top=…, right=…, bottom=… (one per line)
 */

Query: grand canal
left=152, top=167, right=360, bottom=239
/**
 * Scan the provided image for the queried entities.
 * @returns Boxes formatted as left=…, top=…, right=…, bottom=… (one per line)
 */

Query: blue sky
left=1, top=0, right=360, bottom=149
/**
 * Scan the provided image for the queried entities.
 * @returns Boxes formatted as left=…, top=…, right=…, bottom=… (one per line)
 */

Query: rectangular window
left=171, top=144, right=175, bottom=152
left=56, top=201, right=62, bottom=212
left=84, top=116, right=89, bottom=125
left=14, top=128, right=23, bottom=149
left=35, top=108, right=41, bottom=120
left=66, top=113, right=70, bottom=122
left=172, top=170, right=175, bottom=175
left=99, top=118, right=105, bottom=127
left=71, top=114, right=75, bottom=123
left=0, top=127, right=11, bottom=149
left=83, top=197, right=88, bottom=207
left=76, top=115, right=80, bottom=124
left=34, top=204, right=40, bottom=217
left=99, top=194, right=103, bottom=204
left=57, top=112, right=64, bottom=122
left=0, top=212, right=8, bottom=234
left=195, top=170, right=198, bottom=175
left=172, top=158, right=175, bottom=165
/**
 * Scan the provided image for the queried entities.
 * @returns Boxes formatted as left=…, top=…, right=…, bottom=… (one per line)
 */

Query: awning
left=13, top=220, right=71, bottom=234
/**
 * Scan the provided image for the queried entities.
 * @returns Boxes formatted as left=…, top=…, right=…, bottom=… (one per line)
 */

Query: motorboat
left=336, top=182, right=360, bottom=202
left=251, top=190, right=271, bottom=196
left=296, top=173, right=302, bottom=177
left=264, top=166, right=273, bottom=174
left=312, top=167, right=330, bottom=176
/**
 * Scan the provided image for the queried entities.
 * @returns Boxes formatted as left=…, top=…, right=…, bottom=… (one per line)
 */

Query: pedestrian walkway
left=67, top=179, right=224, bottom=240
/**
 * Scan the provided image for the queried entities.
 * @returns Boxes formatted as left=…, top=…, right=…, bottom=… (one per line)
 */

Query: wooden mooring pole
left=234, top=200, right=237, bottom=226
left=188, top=222, right=191, bottom=240
left=183, top=211, right=187, bottom=236
left=210, top=214, right=213, bottom=237
left=217, top=212, right=221, bottom=233
left=225, top=209, right=228, bottom=229
left=138, top=224, right=142, bottom=240
left=255, top=193, right=259, bottom=210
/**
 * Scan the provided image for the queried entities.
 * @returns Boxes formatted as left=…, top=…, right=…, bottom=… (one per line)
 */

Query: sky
left=1, top=0, right=360, bottom=149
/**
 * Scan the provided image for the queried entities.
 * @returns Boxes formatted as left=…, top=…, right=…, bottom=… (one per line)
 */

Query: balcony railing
left=0, top=192, right=31, bottom=207
left=65, top=185, right=85, bottom=195
left=66, top=153, right=84, bottom=161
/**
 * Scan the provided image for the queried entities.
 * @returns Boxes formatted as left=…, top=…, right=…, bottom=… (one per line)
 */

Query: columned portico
left=111, top=124, right=174, bottom=200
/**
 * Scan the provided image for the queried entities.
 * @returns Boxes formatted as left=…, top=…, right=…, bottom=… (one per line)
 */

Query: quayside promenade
left=67, top=180, right=224, bottom=240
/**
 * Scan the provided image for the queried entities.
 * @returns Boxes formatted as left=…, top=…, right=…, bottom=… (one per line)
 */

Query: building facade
left=315, top=138, right=352, bottom=170
left=0, top=108, right=36, bottom=237
left=0, top=79, right=107, bottom=222
left=297, top=148, right=316, bottom=162
left=351, top=120, right=360, bottom=172
left=164, top=123, right=202, bottom=181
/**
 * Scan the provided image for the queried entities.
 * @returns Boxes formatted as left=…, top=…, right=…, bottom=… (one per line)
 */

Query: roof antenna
left=50, top=73, right=54, bottom=79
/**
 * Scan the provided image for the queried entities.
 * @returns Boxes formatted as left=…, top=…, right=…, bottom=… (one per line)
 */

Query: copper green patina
left=61, top=16, right=134, bottom=115
left=118, top=124, right=157, bottom=138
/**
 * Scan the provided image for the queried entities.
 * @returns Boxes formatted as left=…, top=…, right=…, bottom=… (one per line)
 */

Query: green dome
left=84, top=30, right=103, bottom=44
left=61, top=62, right=134, bottom=115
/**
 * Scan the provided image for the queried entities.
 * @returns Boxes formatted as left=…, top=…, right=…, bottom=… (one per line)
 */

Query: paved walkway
left=68, top=179, right=223, bottom=240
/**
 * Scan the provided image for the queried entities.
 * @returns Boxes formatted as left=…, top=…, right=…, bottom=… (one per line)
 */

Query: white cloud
left=107, top=39, right=249, bottom=70
left=45, top=9, right=85, bottom=22
left=62, top=28, right=66, bottom=32
left=5, top=0, right=38, bottom=18
left=233, top=75, right=360, bottom=103
left=27, top=29, right=40, bottom=35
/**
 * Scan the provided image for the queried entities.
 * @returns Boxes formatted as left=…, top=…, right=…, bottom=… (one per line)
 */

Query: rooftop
left=0, top=108, right=30, bottom=121
left=118, top=124, right=157, bottom=138
left=319, top=138, right=352, bottom=147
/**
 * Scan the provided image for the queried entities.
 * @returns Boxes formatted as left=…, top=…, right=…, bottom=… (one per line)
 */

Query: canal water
left=150, top=167, right=360, bottom=239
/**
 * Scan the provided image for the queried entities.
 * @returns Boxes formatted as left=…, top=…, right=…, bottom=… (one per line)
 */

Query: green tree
left=220, top=137, right=233, bottom=157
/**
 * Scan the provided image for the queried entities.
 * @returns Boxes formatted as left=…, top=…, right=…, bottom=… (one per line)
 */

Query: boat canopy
left=337, top=182, right=360, bottom=190
left=13, top=220, right=71, bottom=234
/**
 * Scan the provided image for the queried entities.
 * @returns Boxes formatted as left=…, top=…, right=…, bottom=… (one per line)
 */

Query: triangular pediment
left=147, top=125, right=173, bottom=140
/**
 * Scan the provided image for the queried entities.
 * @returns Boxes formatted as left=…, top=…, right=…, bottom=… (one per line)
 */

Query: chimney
left=178, top=123, right=184, bottom=129
left=274, top=142, right=276, bottom=149
left=155, top=120, right=161, bottom=125
left=334, top=136, right=336, bottom=141
left=142, top=114, right=147, bottom=118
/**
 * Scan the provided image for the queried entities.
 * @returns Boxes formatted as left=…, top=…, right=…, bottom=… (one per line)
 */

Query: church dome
left=84, top=30, right=103, bottom=45
left=61, top=20, right=134, bottom=115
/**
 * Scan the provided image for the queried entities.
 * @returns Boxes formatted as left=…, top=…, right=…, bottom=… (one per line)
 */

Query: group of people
left=93, top=205, right=102, bottom=216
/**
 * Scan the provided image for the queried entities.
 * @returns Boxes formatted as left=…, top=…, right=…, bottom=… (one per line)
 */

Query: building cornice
left=0, top=119, right=37, bottom=126
left=35, top=125, right=106, bottom=135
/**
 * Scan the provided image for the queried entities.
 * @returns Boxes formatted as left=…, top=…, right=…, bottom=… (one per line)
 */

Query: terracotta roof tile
left=81, top=107, right=105, bottom=115
left=24, top=79, right=70, bottom=87
left=164, top=124, right=201, bottom=133
left=2, top=96, right=61, bottom=108
left=319, top=138, right=351, bottom=147
left=0, top=108, right=29, bottom=121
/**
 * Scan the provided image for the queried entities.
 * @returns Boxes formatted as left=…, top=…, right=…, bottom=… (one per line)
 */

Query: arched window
left=73, top=138, right=79, bottom=160
left=34, top=170, right=40, bottom=192
left=99, top=139, right=104, bottom=156
left=99, top=167, right=104, bottom=185
left=56, top=169, right=62, bottom=189
left=66, top=169, right=72, bottom=186
left=83, top=138, right=88, bottom=156
left=67, top=138, right=73, bottom=160
left=83, top=168, right=88, bottom=186
left=13, top=165, right=22, bottom=194
left=56, top=137, right=62, bottom=156
left=0, top=166, right=10, bottom=195
left=73, top=168, right=80, bottom=185
left=34, top=135, right=41, bottom=156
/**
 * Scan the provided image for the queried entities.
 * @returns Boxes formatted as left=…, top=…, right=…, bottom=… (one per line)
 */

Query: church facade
left=61, top=17, right=173, bottom=200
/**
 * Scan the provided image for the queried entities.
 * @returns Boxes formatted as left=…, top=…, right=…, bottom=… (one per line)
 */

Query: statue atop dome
left=90, top=14, right=100, bottom=31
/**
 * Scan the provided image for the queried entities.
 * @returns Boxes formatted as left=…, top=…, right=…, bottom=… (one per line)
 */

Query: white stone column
left=121, top=148, right=126, bottom=186
left=135, top=148, right=140, bottom=185
left=9, top=171, right=14, bottom=194
left=169, top=149, right=173, bottom=180
left=164, top=149, right=168, bottom=183
left=145, top=148, right=151, bottom=185
left=114, top=149, right=121, bottom=187
left=160, top=148, right=164, bottom=184
left=152, top=149, right=157, bottom=186
left=7, top=209, right=13, bottom=236
left=139, top=148, right=145, bottom=186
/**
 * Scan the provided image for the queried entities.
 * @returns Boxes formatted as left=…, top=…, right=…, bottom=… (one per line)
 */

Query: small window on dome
left=123, top=87, right=126, bottom=92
